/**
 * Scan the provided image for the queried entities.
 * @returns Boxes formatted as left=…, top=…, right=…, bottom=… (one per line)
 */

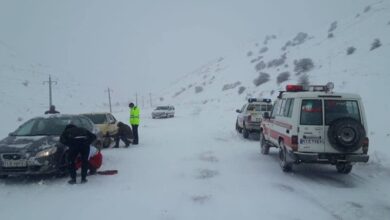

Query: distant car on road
left=152, top=106, right=175, bottom=119
left=0, top=114, right=103, bottom=178
left=81, top=112, right=118, bottom=148
left=236, top=98, right=273, bottom=139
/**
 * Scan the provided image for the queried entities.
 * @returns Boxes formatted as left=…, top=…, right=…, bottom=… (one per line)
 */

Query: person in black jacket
left=113, top=121, right=133, bottom=148
left=60, top=124, right=96, bottom=184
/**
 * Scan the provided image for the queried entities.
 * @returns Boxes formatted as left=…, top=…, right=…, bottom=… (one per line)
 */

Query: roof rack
left=248, top=98, right=272, bottom=103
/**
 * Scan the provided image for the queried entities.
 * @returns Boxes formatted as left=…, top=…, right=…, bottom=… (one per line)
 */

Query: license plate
left=2, top=160, right=27, bottom=167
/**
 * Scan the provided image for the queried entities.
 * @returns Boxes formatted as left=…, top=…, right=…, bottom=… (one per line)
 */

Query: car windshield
left=325, top=100, right=360, bottom=125
left=12, top=117, right=74, bottom=136
left=247, top=104, right=272, bottom=112
left=83, top=114, right=107, bottom=124
left=156, top=106, right=169, bottom=110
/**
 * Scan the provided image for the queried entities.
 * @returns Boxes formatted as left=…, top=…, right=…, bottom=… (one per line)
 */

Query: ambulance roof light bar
left=285, top=82, right=334, bottom=93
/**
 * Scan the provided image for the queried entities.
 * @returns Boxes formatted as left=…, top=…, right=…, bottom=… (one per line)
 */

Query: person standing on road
left=113, top=121, right=133, bottom=148
left=129, top=103, right=140, bottom=145
left=60, top=124, right=96, bottom=184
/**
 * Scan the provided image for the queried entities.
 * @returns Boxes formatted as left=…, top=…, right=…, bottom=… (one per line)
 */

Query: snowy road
left=1, top=106, right=390, bottom=220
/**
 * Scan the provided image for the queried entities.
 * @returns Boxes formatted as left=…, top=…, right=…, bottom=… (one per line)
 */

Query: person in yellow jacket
left=129, top=103, right=140, bottom=145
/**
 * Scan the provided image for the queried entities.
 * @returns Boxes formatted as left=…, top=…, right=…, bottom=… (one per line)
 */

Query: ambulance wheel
left=336, top=163, right=353, bottom=174
left=260, top=132, right=270, bottom=155
left=279, top=142, right=292, bottom=172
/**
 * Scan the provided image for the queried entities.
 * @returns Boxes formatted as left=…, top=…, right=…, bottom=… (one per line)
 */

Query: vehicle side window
left=287, top=99, right=294, bottom=117
left=71, top=118, right=83, bottom=128
left=80, top=118, right=93, bottom=131
left=271, top=101, right=281, bottom=118
left=300, top=99, right=323, bottom=125
left=283, top=99, right=291, bottom=117
left=241, top=104, right=247, bottom=113
left=107, top=114, right=115, bottom=123
left=283, top=98, right=294, bottom=117
left=278, top=99, right=286, bottom=116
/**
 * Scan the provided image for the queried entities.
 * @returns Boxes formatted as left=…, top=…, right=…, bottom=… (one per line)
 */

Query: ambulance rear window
left=300, top=99, right=323, bottom=125
left=325, top=100, right=360, bottom=125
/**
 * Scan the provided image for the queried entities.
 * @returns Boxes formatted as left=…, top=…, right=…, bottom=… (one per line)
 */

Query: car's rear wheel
left=236, top=120, right=242, bottom=133
left=336, top=163, right=353, bottom=174
left=102, top=137, right=111, bottom=148
left=260, top=132, right=270, bottom=155
left=279, top=142, right=292, bottom=172
left=243, top=124, right=249, bottom=139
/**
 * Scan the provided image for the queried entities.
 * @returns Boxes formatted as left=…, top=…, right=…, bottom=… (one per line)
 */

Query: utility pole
left=43, top=75, right=57, bottom=108
left=135, top=93, right=138, bottom=106
left=105, top=88, right=113, bottom=113
left=142, top=95, right=145, bottom=108
left=149, top=93, right=153, bottom=107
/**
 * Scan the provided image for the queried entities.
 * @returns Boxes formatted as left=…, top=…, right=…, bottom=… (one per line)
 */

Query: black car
left=0, top=114, right=103, bottom=178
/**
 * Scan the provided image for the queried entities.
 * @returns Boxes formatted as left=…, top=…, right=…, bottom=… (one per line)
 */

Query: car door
left=266, top=99, right=281, bottom=145
left=237, top=104, right=247, bottom=128
left=107, top=114, right=118, bottom=135
left=298, top=99, right=325, bottom=152
left=323, top=99, right=362, bottom=153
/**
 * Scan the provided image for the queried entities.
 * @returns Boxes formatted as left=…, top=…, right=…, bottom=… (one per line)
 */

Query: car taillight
left=363, top=137, right=369, bottom=154
left=291, top=135, right=298, bottom=151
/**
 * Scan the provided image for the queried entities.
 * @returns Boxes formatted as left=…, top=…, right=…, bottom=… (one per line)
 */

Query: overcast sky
left=0, top=0, right=370, bottom=99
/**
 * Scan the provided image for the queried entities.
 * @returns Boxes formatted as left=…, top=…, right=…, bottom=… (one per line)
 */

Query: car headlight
left=36, top=147, right=57, bottom=158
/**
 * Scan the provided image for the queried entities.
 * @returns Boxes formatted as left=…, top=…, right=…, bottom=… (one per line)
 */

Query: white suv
left=152, top=106, right=175, bottom=119
left=236, top=98, right=273, bottom=138
left=260, top=83, right=369, bottom=174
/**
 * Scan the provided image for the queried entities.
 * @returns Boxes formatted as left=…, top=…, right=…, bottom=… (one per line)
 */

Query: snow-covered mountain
left=160, top=1, right=390, bottom=161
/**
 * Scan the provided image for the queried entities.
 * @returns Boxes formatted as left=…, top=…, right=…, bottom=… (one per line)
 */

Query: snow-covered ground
left=1, top=106, right=390, bottom=220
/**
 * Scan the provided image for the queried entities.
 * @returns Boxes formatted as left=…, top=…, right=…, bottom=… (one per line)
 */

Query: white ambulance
left=260, top=83, right=369, bottom=173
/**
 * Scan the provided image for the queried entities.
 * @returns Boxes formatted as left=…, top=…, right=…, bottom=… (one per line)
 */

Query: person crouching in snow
left=60, top=124, right=96, bottom=184
left=113, top=121, right=133, bottom=148
left=76, top=146, right=102, bottom=175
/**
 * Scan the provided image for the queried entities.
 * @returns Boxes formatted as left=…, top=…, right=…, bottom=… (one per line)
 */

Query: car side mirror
left=8, top=132, right=14, bottom=136
left=236, top=109, right=241, bottom=113
left=263, top=112, right=270, bottom=119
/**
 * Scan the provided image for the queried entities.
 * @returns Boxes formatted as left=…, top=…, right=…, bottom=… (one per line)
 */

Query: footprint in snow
left=199, top=151, right=219, bottom=163
left=347, top=201, right=363, bottom=209
left=274, top=183, right=295, bottom=192
left=196, top=169, right=219, bottom=179
left=191, top=195, right=211, bottom=204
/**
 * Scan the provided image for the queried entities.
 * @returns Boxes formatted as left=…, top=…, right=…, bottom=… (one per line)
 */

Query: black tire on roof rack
left=327, top=117, right=366, bottom=153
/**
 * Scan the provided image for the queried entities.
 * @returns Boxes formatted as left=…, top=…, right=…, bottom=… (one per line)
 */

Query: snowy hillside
left=161, top=1, right=390, bottom=163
